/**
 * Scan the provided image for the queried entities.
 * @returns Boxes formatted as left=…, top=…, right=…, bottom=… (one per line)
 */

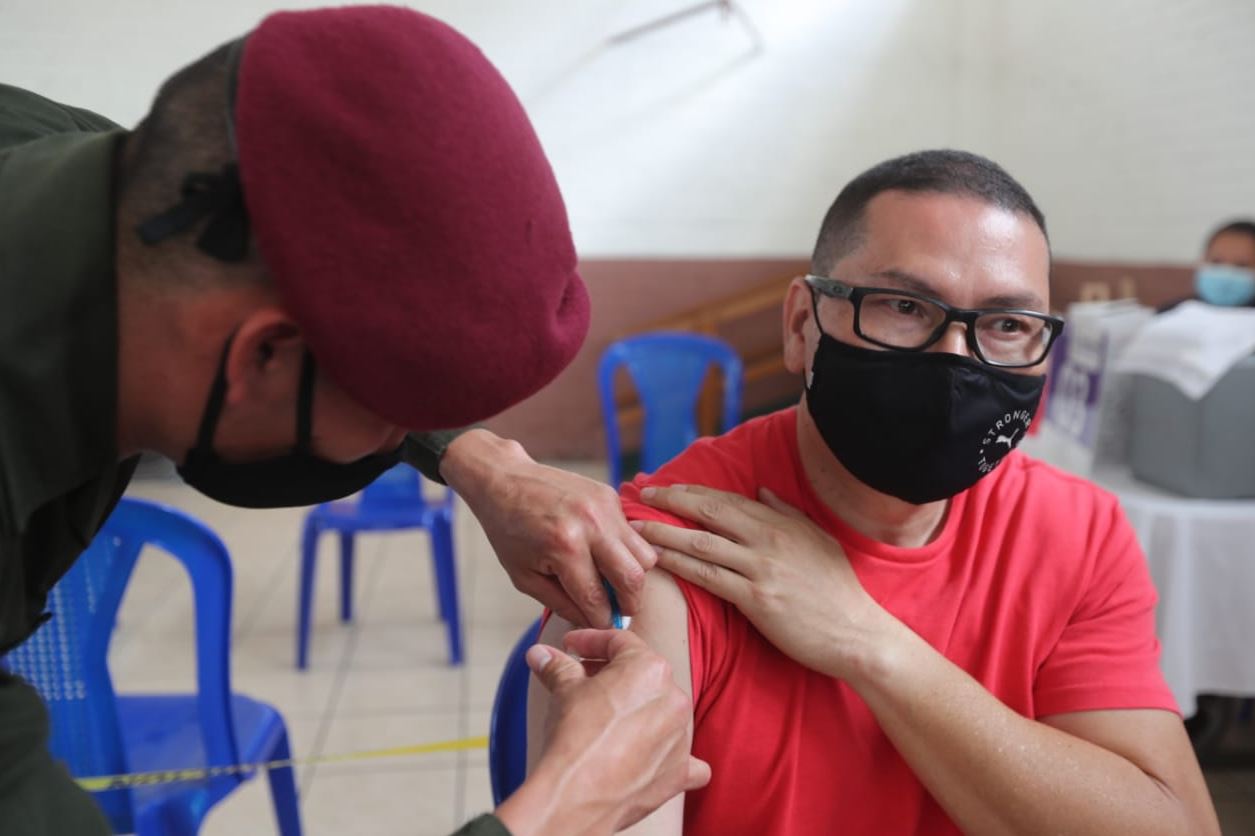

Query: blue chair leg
left=266, top=727, right=303, bottom=836
left=430, top=511, right=463, bottom=665
left=339, top=531, right=356, bottom=624
left=432, top=529, right=449, bottom=624
left=297, top=517, right=319, bottom=670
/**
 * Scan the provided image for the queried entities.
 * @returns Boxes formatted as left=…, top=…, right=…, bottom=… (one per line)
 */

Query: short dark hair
left=811, top=149, right=1048, bottom=275
left=117, top=40, right=265, bottom=285
left=1206, top=219, right=1255, bottom=251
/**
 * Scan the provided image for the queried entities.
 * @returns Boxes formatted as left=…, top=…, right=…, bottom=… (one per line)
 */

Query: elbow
left=1145, top=776, right=1220, bottom=836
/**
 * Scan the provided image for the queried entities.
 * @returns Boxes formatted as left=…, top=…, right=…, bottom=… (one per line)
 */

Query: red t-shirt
left=620, top=407, right=1175, bottom=836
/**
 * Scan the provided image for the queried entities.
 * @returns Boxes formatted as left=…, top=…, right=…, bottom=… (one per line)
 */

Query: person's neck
left=114, top=270, right=268, bottom=462
left=794, top=405, right=949, bottom=548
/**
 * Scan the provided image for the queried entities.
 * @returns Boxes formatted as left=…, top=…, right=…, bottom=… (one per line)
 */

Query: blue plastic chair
left=297, top=464, right=462, bottom=669
left=4, top=498, right=301, bottom=835
left=489, top=618, right=542, bottom=805
left=598, top=332, right=744, bottom=487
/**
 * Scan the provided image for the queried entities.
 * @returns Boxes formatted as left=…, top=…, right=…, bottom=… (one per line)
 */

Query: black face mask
left=804, top=322, right=1045, bottom=506
left=177, top=340, right=402, bottom=508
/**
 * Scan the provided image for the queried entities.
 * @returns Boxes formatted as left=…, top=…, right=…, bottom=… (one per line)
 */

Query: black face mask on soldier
left=176, top=338, right=402, bottom=508
left=803, top=295, right=1045, bottom=505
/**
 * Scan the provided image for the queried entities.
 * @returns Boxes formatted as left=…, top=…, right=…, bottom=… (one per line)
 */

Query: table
left=1022, top=437, right=1255, bottom=716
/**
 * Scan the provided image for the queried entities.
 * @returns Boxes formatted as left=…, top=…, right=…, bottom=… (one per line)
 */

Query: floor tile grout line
left=231, top=537, right=299, bottom=642
left=299, top=535, right=388, bottom=800
left=455, top=496, right=480, bottom=825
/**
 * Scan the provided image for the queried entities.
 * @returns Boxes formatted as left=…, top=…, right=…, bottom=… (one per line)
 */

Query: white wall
left=977, top=0, right=1255, bottom=263
left=2, top=0, right=1252, bottom=262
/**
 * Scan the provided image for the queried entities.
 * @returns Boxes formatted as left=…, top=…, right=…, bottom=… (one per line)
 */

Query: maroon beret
left=234, top=5, right=589, bottom=430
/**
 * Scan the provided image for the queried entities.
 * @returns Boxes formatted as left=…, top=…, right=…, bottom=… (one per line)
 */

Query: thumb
left=526, top=644, right=587, bottom=694
left=758, top=487, right=807, bottom=520
left=684, top=756, right=712, bottom=791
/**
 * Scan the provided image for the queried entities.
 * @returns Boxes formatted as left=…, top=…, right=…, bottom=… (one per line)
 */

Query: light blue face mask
left=1195, top=263, right=1255, bottom=307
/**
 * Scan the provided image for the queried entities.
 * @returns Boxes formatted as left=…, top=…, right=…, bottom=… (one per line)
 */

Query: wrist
left=439, top=428, right=529, bottom=494
left=829, top=603, right=912, bottom=689
left=494, top=768, right=553, bottom=836
left=496, top=761, right=614, bottom=836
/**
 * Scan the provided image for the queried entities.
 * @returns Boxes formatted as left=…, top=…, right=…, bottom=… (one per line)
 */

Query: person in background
left=1180, top=219, right=1255, bottom=308
left=0, top=7, right=706, bottom=835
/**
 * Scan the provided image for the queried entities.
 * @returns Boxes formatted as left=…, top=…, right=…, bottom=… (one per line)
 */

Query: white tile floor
left=115, top=465, right=572, bottom=835
left=110, top=463, right=1255, bottom=835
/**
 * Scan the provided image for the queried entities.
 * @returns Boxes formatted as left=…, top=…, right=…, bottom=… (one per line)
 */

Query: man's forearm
left=494, top=770, right=560, bottom=836
left=435, top=429, right=529, bottom=493
left=495, top=761, right=620, bottom=836
left=838, top=616, right=1207, bottom=836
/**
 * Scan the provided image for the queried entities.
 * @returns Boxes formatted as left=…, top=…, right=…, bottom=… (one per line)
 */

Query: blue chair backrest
left=598, top=332, right=744, bottom=486
left=360, top=463, right=428, bottom=509
left=4, top=498, right=239, bottom=832
left=489, top=619, right=542, bottom=805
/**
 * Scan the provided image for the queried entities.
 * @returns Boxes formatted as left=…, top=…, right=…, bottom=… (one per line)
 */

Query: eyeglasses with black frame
left=804, top=275, right=1065, bottom=369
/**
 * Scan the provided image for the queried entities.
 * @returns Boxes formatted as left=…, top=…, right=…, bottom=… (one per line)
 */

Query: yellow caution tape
left=75, top=735, right=489, bottom=792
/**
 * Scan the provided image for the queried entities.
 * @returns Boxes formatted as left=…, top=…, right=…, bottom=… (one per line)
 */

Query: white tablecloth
left=1021, top=437, right=1255, bottom=716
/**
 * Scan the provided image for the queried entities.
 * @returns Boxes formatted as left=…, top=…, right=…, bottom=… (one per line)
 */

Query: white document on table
left=1112, top=300, right=1255, bottom=400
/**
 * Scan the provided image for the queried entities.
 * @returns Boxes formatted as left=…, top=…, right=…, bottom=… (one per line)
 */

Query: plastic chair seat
left=118, top=694, right=288, bottom=813
left=297, top=465, right=463, bottom=669
left=3, top=498, right=301, bottom=834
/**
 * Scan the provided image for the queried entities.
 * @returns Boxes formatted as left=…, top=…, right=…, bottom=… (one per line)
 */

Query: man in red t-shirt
left=528, top=150, right=1218, bottom=835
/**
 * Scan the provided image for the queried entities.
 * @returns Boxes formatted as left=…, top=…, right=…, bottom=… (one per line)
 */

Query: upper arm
left=1036, top=503, right=1216, bottom=830
left=1041, top=710, right=1219, bottom=834
left=526, top=569, right=694, bottom=835
left=1035, top=502, right=1176, bottom=718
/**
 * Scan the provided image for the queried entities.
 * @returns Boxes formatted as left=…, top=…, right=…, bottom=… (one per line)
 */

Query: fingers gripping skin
left=442, top=430, right=655, bottom=628
left=519, top=481, right=652, bottom=626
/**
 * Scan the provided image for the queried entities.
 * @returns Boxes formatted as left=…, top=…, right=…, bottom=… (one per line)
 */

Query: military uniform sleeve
left=0, top=531, right=31, bottom=655
left=0, top=84, right=120, bottom=147
left=450, top=814, right=512, bottom=836
left=401, top=429, right=469, bottom=485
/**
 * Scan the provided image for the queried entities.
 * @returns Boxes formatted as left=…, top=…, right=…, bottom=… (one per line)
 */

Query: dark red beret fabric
left=235, top=5, right=589, bottom=431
